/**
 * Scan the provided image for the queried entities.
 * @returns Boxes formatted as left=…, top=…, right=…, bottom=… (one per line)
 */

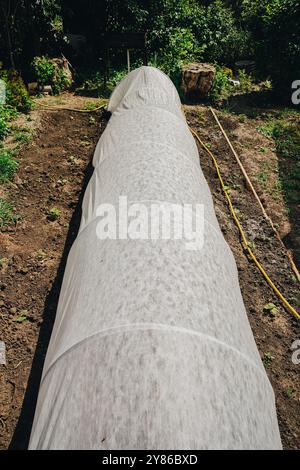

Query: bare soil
left=0, top=105, right=106, bottom=449
left=0, top=97, right=299, bottom=449
left=186, top=105, right=300, bottom=449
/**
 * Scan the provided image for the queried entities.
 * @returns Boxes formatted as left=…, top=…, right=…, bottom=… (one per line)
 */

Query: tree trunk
left=181, top=62, right=216, bottom=99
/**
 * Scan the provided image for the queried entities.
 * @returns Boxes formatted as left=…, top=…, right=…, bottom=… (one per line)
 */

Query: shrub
left=0, top=70, right=32, bottom=113
left=0, top=105, right=18, bottom=141
left=32, top=56, right=72, bottom=95
left=0, top=197, right=15, bottom=227
left=0, top=149, right=18, bottom=182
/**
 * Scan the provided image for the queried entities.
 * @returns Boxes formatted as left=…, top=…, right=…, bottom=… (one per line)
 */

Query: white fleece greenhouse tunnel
left=29, top=66, right=282, bottom=449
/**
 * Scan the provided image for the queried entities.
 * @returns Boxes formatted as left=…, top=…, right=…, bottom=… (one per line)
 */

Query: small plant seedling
left=284, top=386, right=295, bottom=398
left=57, top=178, right=67, bottom=186
left=0, top=198, right=16, bottom=227
left=68, top=155, right=79, bottom=165
left=263, top=352, right=275, bottom=367
left=48, top=207, right=61, bottom=221
left=234, top=208, right=242, bottom=220
left=0, top=257, right=9, bottom=270
left=197, top=111, right=205, bottom=123
left=0, top=149, right=18, bottom=182
left=255, top=171, right=268, bottom=186
left=13, top=129, right=33, bottom=144
left=36, top=250, right=47, bottom=262
left=80, top=140, right=91, bottom=147
left=13, top=310, right=28, bottom=323
left=263, top=303, right=278, bottom=318
left=246, top=241, right=256, bottom=251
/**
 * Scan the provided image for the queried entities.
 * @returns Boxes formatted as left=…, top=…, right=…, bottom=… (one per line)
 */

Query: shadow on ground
left=214, top=91, right=300, bottom=269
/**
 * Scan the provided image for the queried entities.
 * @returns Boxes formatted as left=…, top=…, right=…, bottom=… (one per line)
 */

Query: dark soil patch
left=0, top=109, right=106, bottom=449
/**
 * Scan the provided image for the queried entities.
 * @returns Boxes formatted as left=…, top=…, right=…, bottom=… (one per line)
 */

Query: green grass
left=0, top=197, right=15, bottom=227
left=13, top=129, right=32, bottom=144
left=263, top=352, right=275, bottom=367
left=0, top=148, right=18, bottom=182
left=258, top=114, right=300, bottom=206
left=284, top=386, right=296, bottom=399
left=258, top=119, right=300, bottom=160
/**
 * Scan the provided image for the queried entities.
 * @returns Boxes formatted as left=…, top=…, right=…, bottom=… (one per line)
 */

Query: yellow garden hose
left=190, top=127, right=300, bottom=322
left=34, top=100, right=108, bottom=113
left=209, top=106, right=300, bottom=283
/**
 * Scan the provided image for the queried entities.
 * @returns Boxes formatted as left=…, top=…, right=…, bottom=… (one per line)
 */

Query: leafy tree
left=242, top=0, right=300, bottom=99
left=0, top=0, right=62, bottom=71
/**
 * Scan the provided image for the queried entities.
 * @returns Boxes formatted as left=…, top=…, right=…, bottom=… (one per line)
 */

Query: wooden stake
left=209, top=106, right=300, bottom=283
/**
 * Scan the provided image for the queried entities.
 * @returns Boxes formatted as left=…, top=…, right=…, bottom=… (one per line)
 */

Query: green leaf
left=14, top=315, right=27, bottom=323
left=263, top=303, right=278, bottom=316
left=13, top=309, right=28, bottom=322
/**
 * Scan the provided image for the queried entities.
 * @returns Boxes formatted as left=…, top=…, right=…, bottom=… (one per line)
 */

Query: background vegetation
left=0, top=1, right=299, bottom=97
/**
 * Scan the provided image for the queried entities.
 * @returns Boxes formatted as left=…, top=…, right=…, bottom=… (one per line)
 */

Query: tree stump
left=52, top=56, right=73, bottom=88
left=181, top=62, right=216, bottom=100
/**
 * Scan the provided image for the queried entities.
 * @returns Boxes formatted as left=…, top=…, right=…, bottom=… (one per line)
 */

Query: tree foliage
left=0, top=0, right=299, bottom=99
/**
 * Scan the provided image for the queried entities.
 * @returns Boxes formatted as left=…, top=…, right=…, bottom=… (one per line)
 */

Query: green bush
left=0, top=70, right=32, bottom=113
left=242, top=0, right=300, bottom=99
left=0, top=105, right=18, bottom=141
left=0, top=112, right=9, bottom=140
left=208, top=66, right=233, bottom=102
left=32, top=56, right=72, bottom=95
left=238, top=69, right=253, bottom=93
left=0, top=149, right=18, bottom=182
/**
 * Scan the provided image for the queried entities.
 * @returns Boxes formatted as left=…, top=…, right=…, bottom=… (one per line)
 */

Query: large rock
left=181, top=62, right=215, bottom=99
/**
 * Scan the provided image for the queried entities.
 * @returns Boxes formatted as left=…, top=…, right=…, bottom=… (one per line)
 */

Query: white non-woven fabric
left=29, top=66, right=282, bottom=450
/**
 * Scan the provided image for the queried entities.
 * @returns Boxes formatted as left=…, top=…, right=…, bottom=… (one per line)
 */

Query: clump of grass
left=263, top=352, right=275, bottom=367
left=258, top=114, right=300, bottom=207
left=0, top=197, right=15, bottom=227
left=13, top=129, right=32, bottom=144
left=0, top=148, right=18, bottom=182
